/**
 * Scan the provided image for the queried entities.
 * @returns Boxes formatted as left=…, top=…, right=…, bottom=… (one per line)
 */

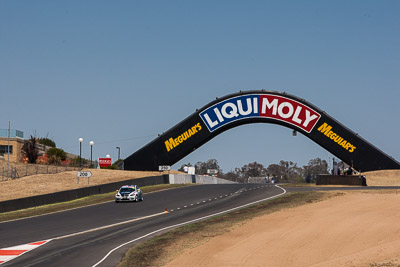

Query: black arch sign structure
left=124, top=90, right=400, bottom=172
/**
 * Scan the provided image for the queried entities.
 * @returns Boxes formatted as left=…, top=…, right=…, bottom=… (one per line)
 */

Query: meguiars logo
left=165, top=123, right=202, bottom=152
left=318, top=123, right=356, bottom=152
left=199, top=94, right=321, bottom=133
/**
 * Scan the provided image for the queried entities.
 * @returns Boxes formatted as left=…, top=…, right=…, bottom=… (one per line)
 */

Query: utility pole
left=7, top=121, right=10, bottom=178
left=116, top=147, right=120, bottom=160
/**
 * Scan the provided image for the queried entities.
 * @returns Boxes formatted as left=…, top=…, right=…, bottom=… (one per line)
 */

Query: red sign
left=99, top=158, right=112, bottom=168
left=259, top=95, right=321, bottom=133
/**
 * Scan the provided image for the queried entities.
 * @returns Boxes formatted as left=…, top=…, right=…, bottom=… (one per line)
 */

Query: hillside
left=0, top=168, right=180, bottom=202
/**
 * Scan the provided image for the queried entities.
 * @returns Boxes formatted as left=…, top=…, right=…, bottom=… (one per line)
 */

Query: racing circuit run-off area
left=123, top=90, right=400, bottom=173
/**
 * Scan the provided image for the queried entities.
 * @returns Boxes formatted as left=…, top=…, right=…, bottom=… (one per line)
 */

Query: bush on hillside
left=38, top=137, right=56, bottom=148
left=47, top=147, right=67, bottom=164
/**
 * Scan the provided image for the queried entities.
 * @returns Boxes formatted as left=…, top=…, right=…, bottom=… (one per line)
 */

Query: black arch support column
left=124, top=90, right=400, bottom=172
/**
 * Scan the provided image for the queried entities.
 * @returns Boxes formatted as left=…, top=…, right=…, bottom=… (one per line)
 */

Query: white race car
left=115, top=185, right=144, bottom=203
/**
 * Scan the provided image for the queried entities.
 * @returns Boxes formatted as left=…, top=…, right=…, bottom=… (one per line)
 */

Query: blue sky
left=1, top=1, right=399, bottom=172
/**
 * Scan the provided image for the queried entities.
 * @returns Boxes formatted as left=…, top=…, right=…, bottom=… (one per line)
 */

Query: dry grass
left=363, top=170, right=400, bottom=186
left=0, top=168, right=181, bottom=201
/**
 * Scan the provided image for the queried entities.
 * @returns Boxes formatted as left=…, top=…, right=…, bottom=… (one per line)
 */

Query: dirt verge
left=164, top=190, right=400, bottom=267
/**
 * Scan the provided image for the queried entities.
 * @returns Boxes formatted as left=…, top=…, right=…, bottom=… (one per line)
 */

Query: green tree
left=47, top=147, right=67, bottom=165
left=70, top=156, right=88, bottom=167
left=195, top=159, right=222, bottom=176
left=38, top=137, right=56, bottom=148
left=240, top=162, right=267, bottom=178
left=303, top=158, right=329, bottom=183
left=267, top=160, right=302, bottom=183
left=222, top=169, right=241, bottom=182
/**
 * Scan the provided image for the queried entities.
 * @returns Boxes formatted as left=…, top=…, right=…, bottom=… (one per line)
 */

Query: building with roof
left=0, top=129, right=25, bottom=163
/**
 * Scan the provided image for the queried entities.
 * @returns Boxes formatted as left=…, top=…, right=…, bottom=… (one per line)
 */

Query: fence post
left=47, top=164, right=49, bottom=174
left=26, top=165, right=28, bottom=176
left=36, top=165, right=38, bottom=174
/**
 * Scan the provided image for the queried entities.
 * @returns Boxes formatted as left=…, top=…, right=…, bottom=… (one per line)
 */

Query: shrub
left=101, top=164, right=118, bottom=170
left=47, top=147, right=67, bottom=164
left=38, top=137, right=56, bottom=148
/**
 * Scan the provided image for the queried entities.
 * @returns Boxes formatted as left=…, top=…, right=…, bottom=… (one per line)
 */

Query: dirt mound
left=363, top=169, right=400, bottom=186
left=0, top=169, right=180, bottom=202
left=165, top=191, right=400, bottom=267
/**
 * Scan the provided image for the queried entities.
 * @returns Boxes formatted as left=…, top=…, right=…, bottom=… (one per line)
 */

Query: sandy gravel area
left=364, top=169, right=400, bottom=186
left=0, top=169, right=178, bottom=201
left=165, top=190, right=400, bottom=267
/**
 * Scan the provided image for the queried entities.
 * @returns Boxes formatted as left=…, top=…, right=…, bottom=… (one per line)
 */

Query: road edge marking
left=54, top=211, right=167, bottom=240
left=0, top=240, right=52, bottom=265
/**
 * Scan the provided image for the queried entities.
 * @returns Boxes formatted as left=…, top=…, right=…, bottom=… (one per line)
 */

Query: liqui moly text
left=199, top=94, right=321, bottom=133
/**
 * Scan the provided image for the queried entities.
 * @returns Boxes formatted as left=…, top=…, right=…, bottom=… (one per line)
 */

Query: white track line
left=54, top=211, right=167, bottom=240
left=91, top=185, right=287, bottom=267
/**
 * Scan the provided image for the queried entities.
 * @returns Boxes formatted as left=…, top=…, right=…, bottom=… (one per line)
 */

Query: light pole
left=116, top=147, right=120, bottom=160
left=90, top=141, right=94, bottom=168
left=78, top=138, right=83, bottom=169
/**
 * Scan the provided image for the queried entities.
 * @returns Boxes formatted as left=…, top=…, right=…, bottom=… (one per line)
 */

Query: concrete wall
left=169, top=174, right=237, bottom=184
left=0, top=174, right=236, bottom=213
left=316, top=175, right=367, bottom=186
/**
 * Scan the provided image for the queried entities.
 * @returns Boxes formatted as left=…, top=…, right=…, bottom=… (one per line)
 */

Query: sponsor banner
left=164, top=122, right=202, bottom=152
left=317, top=122, right=356, bottom=152
left=199, top=94, right=321, bottom=133
left=98, top=158, right=112, bottom=168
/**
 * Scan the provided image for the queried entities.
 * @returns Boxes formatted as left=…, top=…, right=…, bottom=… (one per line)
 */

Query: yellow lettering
left=178, top=135, right=183, bottom=143
left=318, top=123, right=332, bottom=135
left=164, top=122, right=203, bottom=152
left=318, top=123, right=356, bottom=153
left=341, top=140, right=347, bottom=148
left=344, top=142, right=352, bottom=150
left=164, top=138, right=176, bottom=152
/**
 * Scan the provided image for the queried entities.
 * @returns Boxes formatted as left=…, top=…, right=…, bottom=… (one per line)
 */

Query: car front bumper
left=115, top=195, right=137, bottom=202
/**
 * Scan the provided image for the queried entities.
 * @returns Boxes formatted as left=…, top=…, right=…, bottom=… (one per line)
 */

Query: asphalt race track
left=0, top=184, right=285, bottom=267
left=3, top=184, right=400, bottom=267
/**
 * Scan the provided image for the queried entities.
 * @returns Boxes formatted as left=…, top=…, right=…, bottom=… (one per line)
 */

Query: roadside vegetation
left=0, top=184, right=191, bottom=223
left=117, top=191, right=335, bottom=267
left=179, top=157, right=331, bottom=184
